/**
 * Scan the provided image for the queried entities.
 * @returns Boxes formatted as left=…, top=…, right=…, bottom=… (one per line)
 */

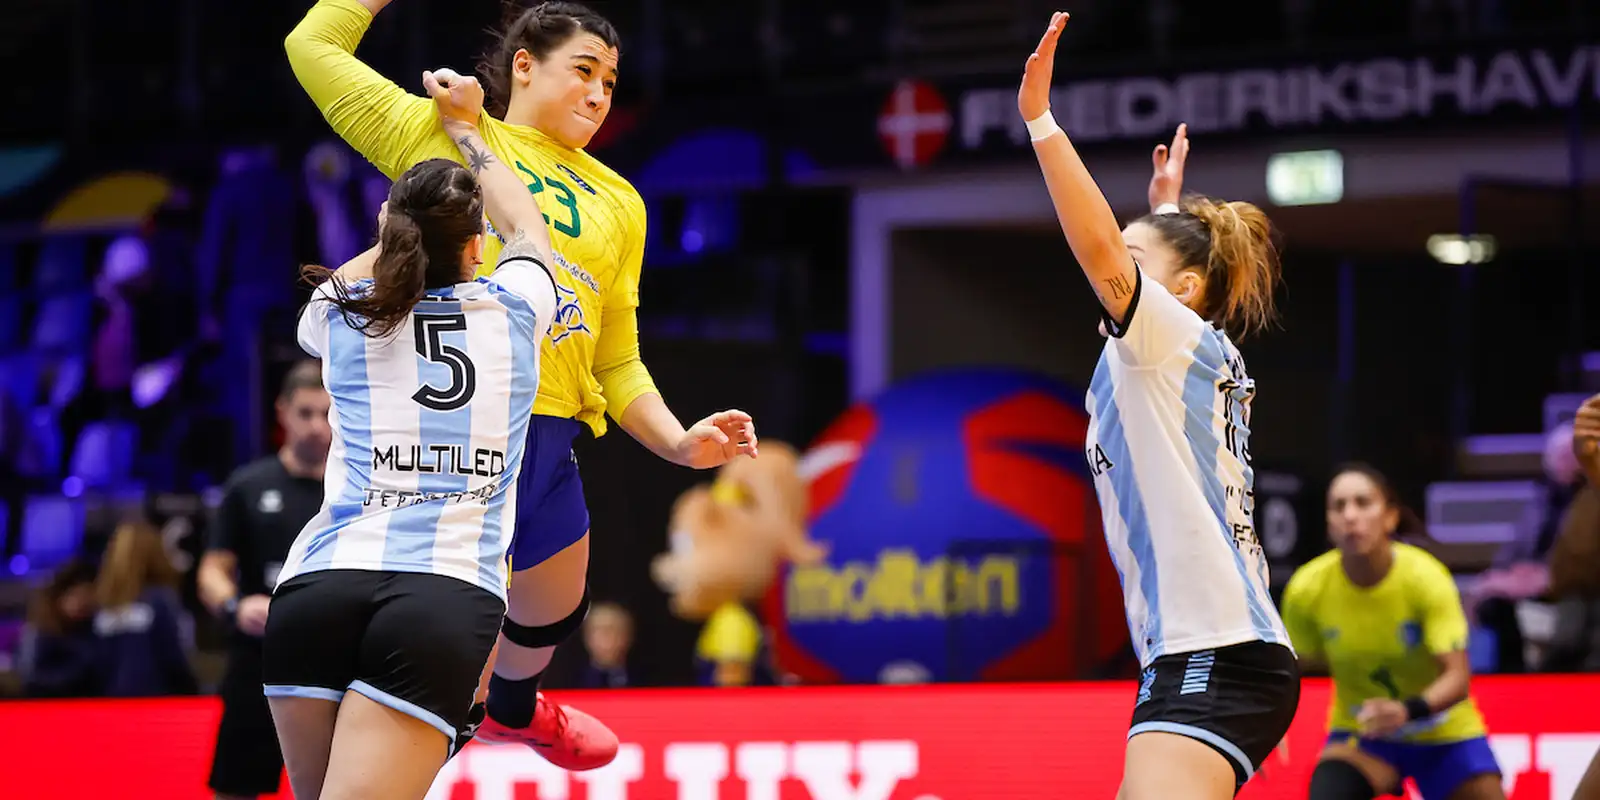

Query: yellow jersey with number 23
left=286, top=0, right=656, bottom=437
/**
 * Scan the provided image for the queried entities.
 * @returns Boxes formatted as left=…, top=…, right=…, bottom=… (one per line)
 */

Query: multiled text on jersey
left=372, top=444, right=506, bottom=477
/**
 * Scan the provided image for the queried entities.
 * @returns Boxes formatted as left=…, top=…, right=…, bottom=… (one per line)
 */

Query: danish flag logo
left=877, top=80, right=952, bottom=170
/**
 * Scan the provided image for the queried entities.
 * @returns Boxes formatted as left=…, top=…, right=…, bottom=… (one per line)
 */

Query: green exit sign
left=1266, top=150, right=1344, bottom=206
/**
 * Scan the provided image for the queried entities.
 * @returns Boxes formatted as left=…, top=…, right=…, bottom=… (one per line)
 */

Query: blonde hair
left=96, top=520, right=179, bottom=609
left=1138, top=196, right=1282, bottom=338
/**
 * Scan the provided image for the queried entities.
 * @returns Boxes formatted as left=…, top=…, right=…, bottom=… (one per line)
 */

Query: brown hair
left=26, top=559, right=98, bottom=636
left=96, top=520, right=179, bottom=609
left=278, top=359, right=323, bottom=402
left=1135, top=196, right=1282, bottom=338
left=1330, top=461, right=1427, bottom=539
left=301, top=159, right=483, bottom=339
left=1549, top=486, right=1600, bottom=599
left=479, top=1, right=622, bottom=118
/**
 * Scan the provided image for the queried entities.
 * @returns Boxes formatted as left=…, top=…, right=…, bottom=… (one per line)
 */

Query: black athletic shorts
left=261, top=570, right=504, bottom=748
left=208, top=639, right=283, bottom=797
left=1128, top=640, right=1301, bottom=792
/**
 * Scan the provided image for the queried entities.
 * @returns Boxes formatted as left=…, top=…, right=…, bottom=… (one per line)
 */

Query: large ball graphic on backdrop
left=765, top=368, right=1128, bottom=684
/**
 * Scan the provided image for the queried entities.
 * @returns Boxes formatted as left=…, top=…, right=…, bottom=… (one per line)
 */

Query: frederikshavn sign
left=944, top=44, right=1598, bottom=150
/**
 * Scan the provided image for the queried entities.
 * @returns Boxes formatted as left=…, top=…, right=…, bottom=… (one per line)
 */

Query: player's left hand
left=675, top=410, right=758, bottom=469
left=1018, top=12, right=1068, bottom=121
left=1148, top=123, right=1190, bottom=211
left=1356, top=698, right=1408, bottom=738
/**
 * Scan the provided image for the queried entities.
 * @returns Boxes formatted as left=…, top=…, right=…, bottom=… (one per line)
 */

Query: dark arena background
left=0, top=0, right=1598, bottom=797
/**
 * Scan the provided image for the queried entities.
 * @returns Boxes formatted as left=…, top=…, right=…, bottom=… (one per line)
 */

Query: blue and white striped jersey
left=1085, top=267, right=1291, bottom=667
left=277, top=247, right=557, bottom=601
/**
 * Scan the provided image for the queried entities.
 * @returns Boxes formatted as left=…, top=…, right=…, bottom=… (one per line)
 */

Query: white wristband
left=1153, top=202, right=1181, bottom=216
left=1025, top=111, right=1061, bottom=142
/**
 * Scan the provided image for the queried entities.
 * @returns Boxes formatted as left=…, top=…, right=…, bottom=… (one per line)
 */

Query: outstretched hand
left=1148, top=123, right=1190, bottom=211
left=1018, top=11, right=1069, bottom=120
left=675, top=410, right=759, bottom=469
left=422, top=68, right=485, bottom=130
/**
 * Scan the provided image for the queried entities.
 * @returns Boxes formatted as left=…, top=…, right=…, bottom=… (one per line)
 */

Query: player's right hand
left=423, top=68, right=485, bottom=130
left=236, top=594, right=271, bottom=637
left=1148, top=123, right=1190, bottom=211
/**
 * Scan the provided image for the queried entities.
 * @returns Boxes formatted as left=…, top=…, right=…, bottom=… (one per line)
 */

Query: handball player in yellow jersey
left=286, top=0, right=759, bottom=770
left=1282, top=463, right=1504, bottom=800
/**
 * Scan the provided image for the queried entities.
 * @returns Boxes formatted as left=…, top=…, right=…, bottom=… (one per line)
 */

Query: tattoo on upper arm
left=457, top=135, right=495, bottom=174
left=1103, top=272, right=1135, bottom=300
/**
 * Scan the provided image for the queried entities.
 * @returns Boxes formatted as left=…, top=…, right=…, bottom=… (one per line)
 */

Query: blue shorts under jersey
left=507, top=415, right=589, bottom=571
left=1326, top=731, right=1501, bottom=800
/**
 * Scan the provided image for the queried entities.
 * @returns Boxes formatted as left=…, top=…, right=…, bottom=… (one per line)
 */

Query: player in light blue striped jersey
left=260, top=68, right=567, bottom=800
left=1020, top=13, right=1298, bottom=800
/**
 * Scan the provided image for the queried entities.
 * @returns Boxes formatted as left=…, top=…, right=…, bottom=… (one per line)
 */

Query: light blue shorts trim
left=262, top=681, right=456, bottom=745
left=263, top=684, right=345, bottom=702
left=349, top=680, right=456, bottom=742
left=1129, top=720, right=1255, bottom=780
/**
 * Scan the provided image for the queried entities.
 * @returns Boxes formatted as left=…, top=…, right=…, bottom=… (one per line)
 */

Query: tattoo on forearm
left=1103, top=273, right=1135, bottom=300
left=457, top=136, right=495, bottom=174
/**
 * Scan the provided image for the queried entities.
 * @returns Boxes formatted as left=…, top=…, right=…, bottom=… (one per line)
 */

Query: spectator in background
left=94, top=519, right=197, bottom=697
left=197, top=360, right=328, bottom=800
left=61, top=226, right=199, bottom=476
left=58, top=235, right=148, bottom=454
left=1464, top=422, right=1574, bottom=671
left=17, top=560, right=101, bottom=698
left=578, top=602, right=636, bottom=689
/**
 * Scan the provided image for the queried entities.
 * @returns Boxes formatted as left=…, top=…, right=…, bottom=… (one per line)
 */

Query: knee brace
left=1309, top=759, right=1378, bottom=800
left=501, top=587, right=589, bottom=649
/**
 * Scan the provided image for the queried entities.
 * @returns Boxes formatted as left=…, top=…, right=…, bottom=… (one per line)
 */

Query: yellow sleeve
left=594, top=191, right=659, bottom=420
left=695, top=605, right=761, bottom=663
left=1415, top=557, right=1471, bottom=655
left=284, top=0, right=459, bottom=179
left=1279, top=567, right=1324, bottom=661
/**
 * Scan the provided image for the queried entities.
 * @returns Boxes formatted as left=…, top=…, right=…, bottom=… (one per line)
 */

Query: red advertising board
left=1, top=676, right=1596, bottom=799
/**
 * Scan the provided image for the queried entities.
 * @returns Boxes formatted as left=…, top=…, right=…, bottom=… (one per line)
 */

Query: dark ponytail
left=301, top=159, right=483, bottom=339
left=479, top=1, right=621, bottom=118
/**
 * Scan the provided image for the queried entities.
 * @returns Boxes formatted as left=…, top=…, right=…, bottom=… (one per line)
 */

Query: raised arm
left=284, top=0, right=456, bottom=178
left=1017, top=13, right=1139, bottom=325
left=424, top=69, right=555, bottom=266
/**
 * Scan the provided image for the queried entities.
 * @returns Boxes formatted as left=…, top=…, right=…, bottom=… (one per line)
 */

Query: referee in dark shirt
left=197, top=361, right=329, bottom=800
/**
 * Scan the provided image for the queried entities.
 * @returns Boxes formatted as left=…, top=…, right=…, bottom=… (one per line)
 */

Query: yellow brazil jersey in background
left=1280, top=543, right=1487, bottom=744
left=286, top=0, right=656, bottom=436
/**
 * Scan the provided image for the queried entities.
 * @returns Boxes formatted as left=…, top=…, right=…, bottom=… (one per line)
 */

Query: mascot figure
left=652, top=441, right=827, bottom=687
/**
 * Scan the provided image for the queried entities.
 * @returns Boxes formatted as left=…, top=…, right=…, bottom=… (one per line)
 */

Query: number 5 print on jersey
left=413, top=313, right=476, bottom=411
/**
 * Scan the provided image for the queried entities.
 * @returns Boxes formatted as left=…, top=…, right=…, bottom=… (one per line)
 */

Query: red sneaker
left=475, top=692, right=619, bottom=771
